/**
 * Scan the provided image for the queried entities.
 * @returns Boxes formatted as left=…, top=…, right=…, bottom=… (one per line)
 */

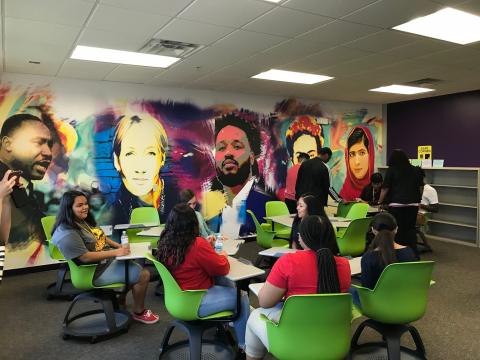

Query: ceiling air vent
left=404, top=78, right=444, bottom=87
left=138, top=39, right=203, bottom=58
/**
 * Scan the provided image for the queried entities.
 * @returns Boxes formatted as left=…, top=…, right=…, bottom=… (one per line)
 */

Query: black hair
left=298, top=215, right=340, bottom=293
left=347, top=128, right=369, bottom=150
left=157, top=204, right=200, bottom=268
left=179, top=189, right=195, bottom=204
left=369, top=212, right=398, bottom=266
left=320, top=147, right=332, bottom=158
left=370, top=172, right=383, bottom=184
left=300, top=193, right=326, bottom=217
left=286, top=129, right=322, bottom=159
left=214, top=112, right=261, bottom=157
left=297, top=152, right=310, bottom=163
left=387, top=149, right=411, bottom=168
left=0, top=113, right=43, bottom=138
left=52, top=190, right=96, bottom=234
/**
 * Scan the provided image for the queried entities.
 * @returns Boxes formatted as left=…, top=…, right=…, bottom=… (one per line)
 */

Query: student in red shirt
left=156, top=204, right=249, bottom=350
left=245, top=215, right=351, bottom=360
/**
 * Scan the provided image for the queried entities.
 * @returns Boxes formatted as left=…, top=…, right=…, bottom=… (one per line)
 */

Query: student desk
left=264, top=214, right=351, bottom=229
left=113, top=222, right=159, bottom=231
left=116, top=242, right=151, bottom=288
left=226, top=256, right=265, bottom=281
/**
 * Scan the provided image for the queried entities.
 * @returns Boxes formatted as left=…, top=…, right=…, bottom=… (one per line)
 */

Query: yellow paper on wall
left=418, top=145, right=432, bottom=160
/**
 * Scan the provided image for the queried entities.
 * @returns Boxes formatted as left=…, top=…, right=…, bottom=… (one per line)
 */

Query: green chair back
left=354, top=261, right=434, bottom=324
left=247, top=210, right=288, bottom=249
left=146, top=253, right=232, bottom=321
left=66, top=260, right=124, bottom=291
left=336, top=202, right=354, bottom=217
left=265, top=294, right=352, bottom=360
left=336, top=217, right=372, bottom=256
left=41, top=216, right=64, bottom=260
left=127, top=207, right=160, bottom=246
left=265, top=201, right=292, bottom=238
left=345, top=202, right=369, bottom=220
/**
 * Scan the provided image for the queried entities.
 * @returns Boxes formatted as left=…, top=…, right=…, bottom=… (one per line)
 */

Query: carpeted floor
left=0, top=238, right=479, bottom=360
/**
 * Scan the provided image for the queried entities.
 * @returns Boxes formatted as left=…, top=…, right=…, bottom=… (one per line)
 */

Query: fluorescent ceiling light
left=263, top=0, right=283, bottom=3
left=252, top=69, right=333, bottom=85
left=71, top=45, right=180, bottom=68
left=369, top=85, right=435, bottom=95
left=393, top=7, right=480, bottom=45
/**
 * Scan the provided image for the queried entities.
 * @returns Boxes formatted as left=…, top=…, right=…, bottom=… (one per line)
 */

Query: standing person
left=245, top=215, right=350, bottom=360
left=359, top=172, right=383, bottom=205
left=284, top=152, right=309, bottom=214
left=290, top=194, right=326, bottom=249
left=295, top=152, right=330, bottom=208
left=378, top=149, right=424, bottom=256
left=0, top=170, right=17, bottom=282
left=157, top=204, right=249, bottom=350
left=52, top=190, right=159, bottom=324
left=340, top=126, right=375, bottom=201
left=320, top=146, right=342, bottom=203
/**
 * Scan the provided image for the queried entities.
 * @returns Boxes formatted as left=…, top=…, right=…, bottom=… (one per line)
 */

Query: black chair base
left=46, top=263, right=82, bottom=300
left=63, top=290, right=131, bottom=343
left=350, top=343, right=425, bottom=360
left=351, top=319, right=426, bottom=360
left=159, top=319, right=235, bottom=360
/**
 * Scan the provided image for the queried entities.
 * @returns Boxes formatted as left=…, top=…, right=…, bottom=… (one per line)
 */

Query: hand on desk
left=115, top=247, right=131, bottom=257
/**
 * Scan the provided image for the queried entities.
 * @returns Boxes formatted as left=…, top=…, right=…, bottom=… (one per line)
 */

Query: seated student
left=290, top=194, right=326, bottom=249
left=179, top=189, right=216, bottom=242
left=156, top=203, right=249, bottom=350
left=52, top=190, right=159, bottom=324
left=357, top=212, right=416, bottom=296
left=359, top=172, right=383, bottom=205
left=419, top=170, right=439, bottom=213
left=245, top=215, right=351, bottom=360
left=284, top=152, right=310, bottom=214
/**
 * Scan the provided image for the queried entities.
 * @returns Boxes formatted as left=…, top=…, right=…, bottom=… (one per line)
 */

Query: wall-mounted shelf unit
left=378, top=166, right=479, bottom=247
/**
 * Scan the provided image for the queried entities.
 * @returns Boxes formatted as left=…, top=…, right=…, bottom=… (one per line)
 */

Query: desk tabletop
left=114, top=222, right=159, bottom=230
left=226, top=256, right=265, bottom=281
left=116, top=242, right=151, bottom=260
left=264, top=214, right=351, bottom=228
left=137, top=225, right=164, bottom=237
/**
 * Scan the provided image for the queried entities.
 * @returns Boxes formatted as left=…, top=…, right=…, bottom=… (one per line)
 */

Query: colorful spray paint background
left=0, top=85, right=383, bottom=270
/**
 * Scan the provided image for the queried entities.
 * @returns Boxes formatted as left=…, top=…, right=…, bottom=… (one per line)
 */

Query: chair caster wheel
left=62, top=334, right=70, bottom=340
left=90, top=336, right=98, bottom=344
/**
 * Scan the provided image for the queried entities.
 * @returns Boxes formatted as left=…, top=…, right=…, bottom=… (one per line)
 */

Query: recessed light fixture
left=71, top=45, right=180, bottom=68
left=393, top=7, right=480, bottom=45
left=263, top=0, right=283, bottom=3
left=369, top=85, right=435, bottom=95
left=252, top=69, right=333, bottom=85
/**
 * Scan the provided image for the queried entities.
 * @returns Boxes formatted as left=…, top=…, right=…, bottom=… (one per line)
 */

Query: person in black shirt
left=359, top=172, right=383, bottom=205
left=378, top=149, right=423, bottom=255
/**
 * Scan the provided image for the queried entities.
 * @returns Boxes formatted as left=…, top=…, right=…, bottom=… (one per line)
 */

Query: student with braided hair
left=245, top=215, right=351, bottom=360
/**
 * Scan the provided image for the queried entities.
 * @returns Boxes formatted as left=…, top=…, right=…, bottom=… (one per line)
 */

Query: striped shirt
left=0, top=245, right=5, bottom=283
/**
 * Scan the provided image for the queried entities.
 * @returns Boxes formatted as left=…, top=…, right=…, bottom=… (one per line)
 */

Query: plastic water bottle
left=214, top=234, right=223, bottom=254
left=120, top=231, right=129, bottom=249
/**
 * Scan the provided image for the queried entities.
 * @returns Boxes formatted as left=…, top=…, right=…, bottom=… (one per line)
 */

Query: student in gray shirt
left=179, top=189, right=218, bottom=242
left=51, top=190, right=159, bottom=324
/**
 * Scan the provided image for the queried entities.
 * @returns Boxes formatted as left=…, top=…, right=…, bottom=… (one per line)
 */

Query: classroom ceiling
left=2, top=0, right=480, bottom=104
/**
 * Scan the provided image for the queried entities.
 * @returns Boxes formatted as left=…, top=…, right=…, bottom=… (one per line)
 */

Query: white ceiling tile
left=178, top=0, right=274, bottom=28
left=319, top=53, right=399, bottom=77
left=151, top=62, right=212, bottom=82
left=100, top=0, right=194, bottom=16
left=344, top=30, right=419, bottom=53
left=381, top=38, right=457, bottom=59
left=87, top=4, right=171, bottom=38
left=104, top=65, right=165, bottom=83
left=57, top=59, right=118, bottom=80
left=243, top=7, right=333, bottom=38
left=78, top=28, right=152, bottom=51
left=282, top=46, right=373, bottom=72
left=283, top=0, right=378, bottom=18
left=414, top=47, right=480, bottom=69
left=213, top=30, right=286, bottom=58
left=176, top=46, right=244, bottom=72
left=343, top=0, right=443, bottom=29
left=153, top=19, right=234, bottom=45
left=296, top=20, right=380, bottom=49
left=147, top=76, right=187, bottom=87
left=6, top=42, right=67, bottom=75
left=260, top=39, right=328, bottom=65
left=6, top=0, right=95, bottom=26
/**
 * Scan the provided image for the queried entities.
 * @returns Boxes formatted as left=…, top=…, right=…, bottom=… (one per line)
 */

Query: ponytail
left=369, top=230, right=397, bottom=266
left=316, top=248, right=340, bottom=293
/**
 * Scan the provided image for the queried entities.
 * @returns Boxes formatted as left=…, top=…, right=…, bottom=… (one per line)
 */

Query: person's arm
left=360, top=254, right=376, bottom=289
left=295, top=163, right=305, bottom=200
left=420, top=202, right=439, bottom=213
left=196, top=239, right=230, bottom=276
left=258, top=281, right=286, bottom=308
left=105, top=237, right=121, bottom=248
left=378, top=188, right=389, bottom=207
left=78, top=247, right=129, bottom=263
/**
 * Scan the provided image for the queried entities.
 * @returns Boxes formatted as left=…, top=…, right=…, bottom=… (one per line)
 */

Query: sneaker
left=132, top=309, right=159, bottom=324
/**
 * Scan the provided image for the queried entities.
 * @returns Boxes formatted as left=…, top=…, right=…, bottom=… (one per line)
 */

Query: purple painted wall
left=387, top=90, right=480, bottom=166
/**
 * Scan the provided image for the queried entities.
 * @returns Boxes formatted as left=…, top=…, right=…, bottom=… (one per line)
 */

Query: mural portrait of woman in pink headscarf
left=339, top=125, right=375, bottom=201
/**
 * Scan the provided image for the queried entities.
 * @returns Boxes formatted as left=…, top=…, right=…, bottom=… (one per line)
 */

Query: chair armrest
left=260, top=313, right=279, bottom=326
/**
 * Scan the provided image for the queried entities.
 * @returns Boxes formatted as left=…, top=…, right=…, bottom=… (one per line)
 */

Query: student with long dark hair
left=245, top=215, right=351, bottom=360
left=157, top=203, right=249, bottom=350
left=52, top=190, right=159, bottom=324
left=289, top=193, right=326, bottom=249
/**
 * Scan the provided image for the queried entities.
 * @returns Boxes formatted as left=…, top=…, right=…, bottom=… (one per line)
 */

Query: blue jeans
left=349, top=287, right=362, bottom=308
left=94, top=260, right=142, bottom=287
left=198, top=277, right=249, bottom=348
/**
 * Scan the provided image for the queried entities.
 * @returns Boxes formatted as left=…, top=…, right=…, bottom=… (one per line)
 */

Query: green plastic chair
left=351, top=261, right=435, bottom=360
left=336, top=217, right=372, bottom=257
left=126, top=207, right=160, bottom=247
left=41, top=216, right=80, bottom=300
left=62, top=260, right=130, bottom=343
left=261, top=201, right=292, bottom=240
left=146, top=253, right=235, bottom=359
left=345, top=202, right=369, bottom=220
left=336, top=202, right=354, bottom=217
left=261, top=293, right=352, bottom=360
left=247, top=210, right=289, bottom=249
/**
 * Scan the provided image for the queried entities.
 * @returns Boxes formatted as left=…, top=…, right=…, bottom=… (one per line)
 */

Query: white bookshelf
left=378, top=166, right=479, bottom=247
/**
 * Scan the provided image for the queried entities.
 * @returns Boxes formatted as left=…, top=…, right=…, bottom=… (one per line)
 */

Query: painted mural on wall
left=0, top=85, right=383, bottom=270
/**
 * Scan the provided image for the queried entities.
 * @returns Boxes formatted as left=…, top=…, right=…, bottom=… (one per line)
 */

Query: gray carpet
left=0, top=238, right=479, bottom=360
